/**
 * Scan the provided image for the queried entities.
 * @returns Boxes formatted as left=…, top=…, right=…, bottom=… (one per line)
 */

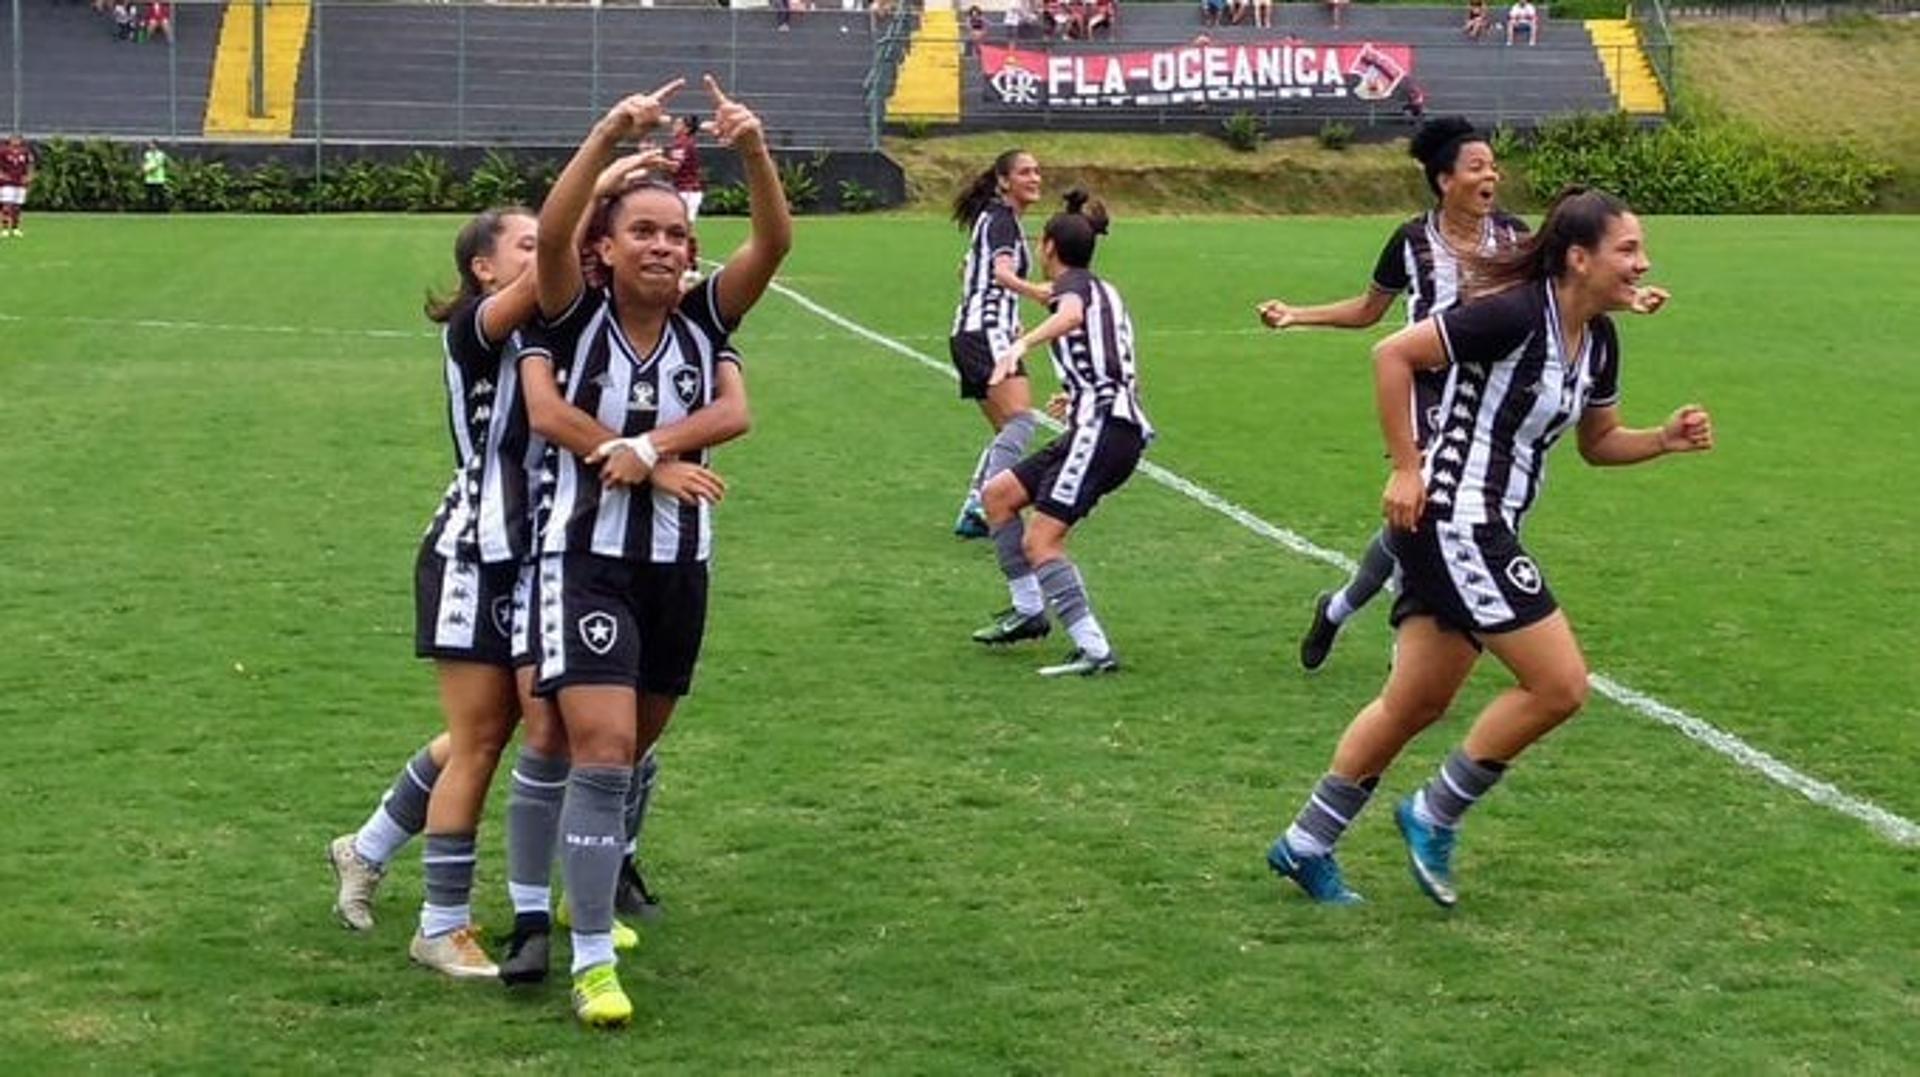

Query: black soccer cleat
left=971, top=608, right=1051, bottom=645
left=1298, top=591, right=1341, bottom=672
left=614, top=857, right=663, bottom=922
left=498, top=912, right=552, bottom=986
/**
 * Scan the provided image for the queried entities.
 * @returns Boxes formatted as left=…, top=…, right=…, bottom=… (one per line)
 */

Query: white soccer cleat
left=409, top=925, right=499, bottom=980
left=328, top=834, right=385, bottom=931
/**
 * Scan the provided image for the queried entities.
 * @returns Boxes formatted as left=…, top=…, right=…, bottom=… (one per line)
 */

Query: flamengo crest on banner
left=980, top=40, right=1414, bottom=108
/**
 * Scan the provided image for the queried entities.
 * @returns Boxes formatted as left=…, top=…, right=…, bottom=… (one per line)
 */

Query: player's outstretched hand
left=702, top=75, right=764, bottom=153
left=1629, top=285, right=1671, bottom=315
left=650, top=460, right=728, bottom=504
left=1257, top=299, right=1297, bottom=329
left=592, top=147, right=674, bottom=198
left=1660, top=404, right=1713, bottom=454
left=988, top=340, right=1028, bottom=387
left=598, top=80, right=685, bottom=141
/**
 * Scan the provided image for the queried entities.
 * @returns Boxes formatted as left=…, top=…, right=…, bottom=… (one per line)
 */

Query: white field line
left=765, top=277, right=1920, bottom=849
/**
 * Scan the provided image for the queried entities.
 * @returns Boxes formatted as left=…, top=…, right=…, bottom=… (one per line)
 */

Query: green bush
left=241, top=160, right=304, bottom=214
left=1220, top=111, right=1263, bottom=153
left=173, top=158, right=241, bottom=213
left=704, top=183, right=750, bottom=217
left=837, top=178, right=881, bottom=213
left=1517, top=112, right=1891, bottom=213
left=466, top=149, right=530, bottom=210
left=777, top=155, right=824, bottom=210
left=32, top=139, right=141, bottom=211
left=1317, top=120, right=1355, bottom=152
left=394, top=151, right=463, bottom=213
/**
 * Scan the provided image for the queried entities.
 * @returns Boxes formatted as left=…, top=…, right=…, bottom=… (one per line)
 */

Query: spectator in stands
left=1062, top=0, right=1090, bottom=39
left=1327, top=0, right=1349, bottom=29
left=1507, top=0, right=1538, bottom=45
left=669, top=115, right=704, bottom=224
left=1401, top=79, right=1428, bottom=119
left=0, top=134, right=35, bottom=237
left=966, top=5, right=988, bottom=51
left=1040, top=0, right=1066, bottom=40
left=1464, top=0, right=1489, bottom=38
left=869, top=0, right=896, bottom=33
left=1086, top=0, right=1116, bottom=37
left=113, top=1, right=135, bottom=41
left=147, top=1, right=173, bottom=43
left=772, top=0, right=792, bottom=32
left=1200, top=0, right=1225, bottom=29
left=1252, top=0, right=1272, bottom=29
left=141, top=141, right=170, bottom=212
left=1225, top=0, right=1250, bottom=25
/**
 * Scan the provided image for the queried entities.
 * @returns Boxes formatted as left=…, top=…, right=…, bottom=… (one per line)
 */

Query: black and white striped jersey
left=521, top=275, right=739, bottom=565
left=422, top=296, right=537, bottom=565
left=1048, top=268, right=1153, bottom=439
left=1426, top=280, right=1621, bottom=529
left=951, top=200, right=1031, bottom=338
left=1373, top=209, right=1531, bottom=442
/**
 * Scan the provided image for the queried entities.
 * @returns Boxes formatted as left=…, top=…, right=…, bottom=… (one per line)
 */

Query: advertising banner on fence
left=979, top=39, right=1416, bottom=109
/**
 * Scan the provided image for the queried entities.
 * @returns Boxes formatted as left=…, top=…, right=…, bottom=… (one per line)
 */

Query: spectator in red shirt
left=0, top=134, right=35, bottom=237
left=1086, top=0, right=1116, bottom=37
left=147, top=2, right=173, bottom=43
left=669, top=115, right=704, bottom=224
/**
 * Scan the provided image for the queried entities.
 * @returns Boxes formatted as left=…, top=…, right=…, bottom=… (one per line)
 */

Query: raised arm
left=1577, top=404, right=1712, bottom=466
left=1257, top=286, right=1396, bottom=331
left=538, top=80, right=685, bottom=320
left=705, top=75, right=793, bottom=327
left=1371, top=319, right=1449, bottom=531
left=478, top=271, right=541, bottom=345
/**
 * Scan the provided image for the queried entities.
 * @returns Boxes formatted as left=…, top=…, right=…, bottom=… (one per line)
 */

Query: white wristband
left=623, top=434, right=660, bottom=468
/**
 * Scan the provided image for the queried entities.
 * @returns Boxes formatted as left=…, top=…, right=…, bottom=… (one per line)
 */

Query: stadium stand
left=0, top=1, right=222, bottom=138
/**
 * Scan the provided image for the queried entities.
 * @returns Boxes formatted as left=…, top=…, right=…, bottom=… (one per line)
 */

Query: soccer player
left=948, top=149, right=1050, bottom=539
left=971, top=189, right=1151, bottom=677
left=527, top=74, right=788, bottom=1028
left=0, top=134, right=36, bottom=237
left=1258, top=118, right=1530, bottom=671
left=1265, top=187, right=1713, bottom=908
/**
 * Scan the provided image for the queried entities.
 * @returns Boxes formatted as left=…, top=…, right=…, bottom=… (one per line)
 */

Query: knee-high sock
left=1329, top=531, right=1397, bottom=625
left=352, top=742, right=442, bottom=867
left=505, top=746, right=570, bottom=917
left=969, top=412, right=1036, bottom=495
left=419, top=832, right=477, bottom=937
left=991, top=517, right=1044, bottom=616
left=1035, top=556, right=1110, bottom=658
left=561, top=764, right=631, bottom=973
left=1284, top=774, right=1375, bottom=856
left=623, top=748, right=659, bottom=856
left=1413, top=750, right=1507, bottom=829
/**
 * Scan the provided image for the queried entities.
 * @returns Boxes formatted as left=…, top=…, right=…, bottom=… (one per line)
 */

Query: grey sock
left=560, top=765, right=631, bottom=936
left=506, top=747, right=570, bottom=893
left=624, top=749, right=659, bottom=850
left=1419, top=751, right=1507, bottom=828
left=1035, top=557, right=1092, bottom=628
left=382, top=743, right=443, bottom=834
left=984, top=413, right=1036, bottom=481
left=422, top=832, right=477, bottom=912
left=1285, top=774, right=1375, bottom=855
left=1333, top=531, right=1397, bottom=623
left=991, top=516, right=1032, bottom=581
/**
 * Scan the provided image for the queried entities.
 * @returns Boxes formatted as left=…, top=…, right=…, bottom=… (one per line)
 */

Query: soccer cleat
left=409, top=925, right=499, bottom=980
left=498, top=914, right=552, bottom=985
left=615, top=857, right=664, bottom=922
left=1036, top=648, right=1120, bottom=677
left=971, top=607, right=1051, bottom=645
left=1265, top=836, right=1364, bottom=905
left=553, top=895, right=642, bottom=951
left=1298, top=591, right=1342, bottom=672
left=952, top=494, right=991, bottom=539
left=1395, top=796, right=1459, bottom=908
left=572, top=964, right=634, bottom=1029
left=327, top=834, right=385, bottom=931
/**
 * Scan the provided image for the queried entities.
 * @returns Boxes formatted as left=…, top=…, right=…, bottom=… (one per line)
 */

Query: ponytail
left=1474, top=185, right=1628, bottom=296
left=424, top=205, right=533, bottom=323
left=951, top=148, right=1028, bottom=229
left=1043, top=187, right=1110, bottom=268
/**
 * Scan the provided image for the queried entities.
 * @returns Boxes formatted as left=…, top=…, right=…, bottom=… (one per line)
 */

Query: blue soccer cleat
left=953, top=494, right=991, bottom=539
left=1265, top=836, right=1364, bottom=906
left=1395, top=796, right=1459, bottom=908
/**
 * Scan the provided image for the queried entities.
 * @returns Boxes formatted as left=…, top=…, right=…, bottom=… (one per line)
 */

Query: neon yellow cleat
left=553, top=892, right=640, bottom=951
left=571, top=964, right=633, bottom=1029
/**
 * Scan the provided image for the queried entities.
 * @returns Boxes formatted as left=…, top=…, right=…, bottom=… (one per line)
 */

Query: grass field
left=1, top=212, right=1916, bottom=1072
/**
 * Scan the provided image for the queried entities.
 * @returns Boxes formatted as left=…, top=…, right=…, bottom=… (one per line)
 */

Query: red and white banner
left=979, top=40, right=1416, bottom=109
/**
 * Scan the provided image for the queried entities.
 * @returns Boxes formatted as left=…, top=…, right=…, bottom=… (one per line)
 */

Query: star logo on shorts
left=1505, top=556, right=1543, bottom=595
left=578, top=611, right=619, bottom=656
left=491, top=595, right=515, bottom=637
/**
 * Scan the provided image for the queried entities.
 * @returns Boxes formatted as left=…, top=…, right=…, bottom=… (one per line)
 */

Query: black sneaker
left=971, top=607, right=1051, bottom=645
left=1036, top=648, right=1121, bottom=677
left=615, top=857, right=663, bottom=922
left=498, top=912, right=551, bottom=985
left=1298, top=591, right=1341, bottom=672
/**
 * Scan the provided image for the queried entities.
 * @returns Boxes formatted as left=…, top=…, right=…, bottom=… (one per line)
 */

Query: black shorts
left=534, top=553, right=709, bottom=698
left=1386, top=518, right=1558, bottom=640
left=414, top=543, right=518, bottom=666
left=949, top=328, right=1024, bottom=400
left=1010, top=418, right=1144, bottom=525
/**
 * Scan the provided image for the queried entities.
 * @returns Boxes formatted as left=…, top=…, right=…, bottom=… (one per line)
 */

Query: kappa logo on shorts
left=490, top=595, right=515, bottom=637
left=1505, top=556, right=1544, bottom=595
left=578, top=611, right=619, bottom=656
left=671, top=366, right=704, bottom=408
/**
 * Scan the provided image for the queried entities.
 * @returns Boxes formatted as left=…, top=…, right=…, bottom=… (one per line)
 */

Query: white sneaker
left=327, top=834, right=385, bottom=931
left=409, top=925, right=499, bottom=980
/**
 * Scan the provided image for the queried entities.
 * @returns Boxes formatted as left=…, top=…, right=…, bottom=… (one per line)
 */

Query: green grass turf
left=0, top=213, right=1915, bottom=1072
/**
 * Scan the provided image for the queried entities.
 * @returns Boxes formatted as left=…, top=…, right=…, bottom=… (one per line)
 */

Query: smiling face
left=596, top=186, right=693, bottom=307
left=1568, top=210, right=1650, bottom=311
left=999, top=153, right=1043, bottom=211
left=474, top=212, right=537, bottom=294
left=1438, top=139, right=1500, bottom=218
